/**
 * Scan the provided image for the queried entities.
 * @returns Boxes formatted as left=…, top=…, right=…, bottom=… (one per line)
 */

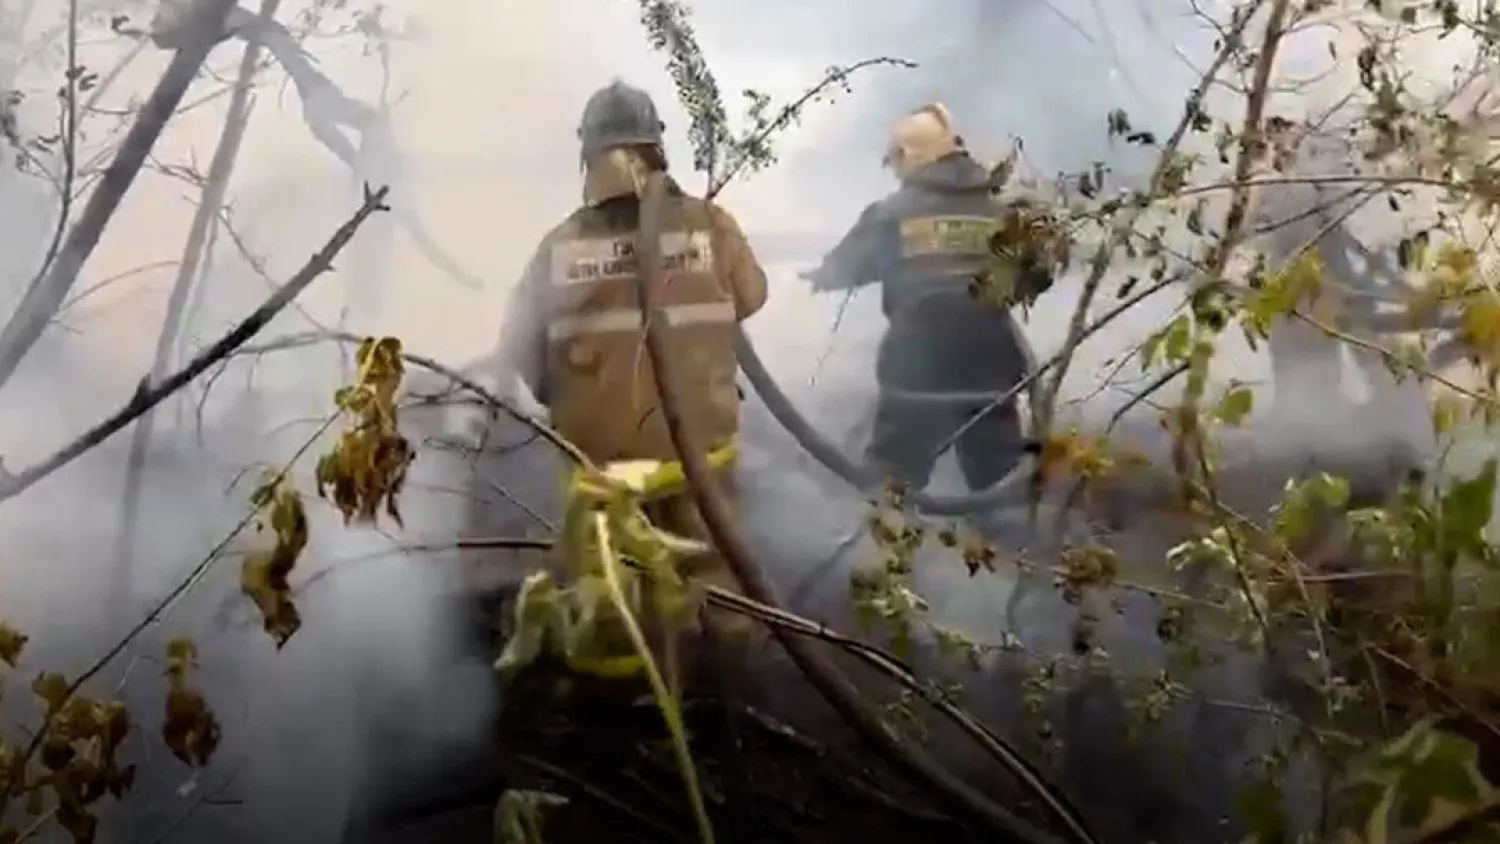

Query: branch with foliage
left=0, top=316, right=417, bottom=841
left=624, top=0, right=1500, bottom=841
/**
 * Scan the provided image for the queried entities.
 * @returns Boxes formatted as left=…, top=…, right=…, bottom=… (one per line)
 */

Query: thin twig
left=1032, top=1, right=1266, bottom=443
left=14, top=806, right=57, bottom=842
left=0, top=186, right=389, bottom=506
left=58, top=260, right=178, bottom=313
left=1106, top=360, right=1190, bottom=433
left=705, top=57, right=914, bottom=199
left=144, top=762, right=244, bottom=844
left=635, top=173, right=1094, bottom=844
left=154, top=0, right=284, bottom=379
left=113, top=0, right=286, bottom=639
left=512, top=754, right=689, bottom=843
left=1292, top=310, right=1494, bottom=407
left=0, top=411, right=338, bottom=821
left=0, top=0, right=240, bottom=397
left=221, top=329, right=586, bottom=467
left=930, top=272, right=1183, bottom=461
left=21, top=0, right=80, bottom=296
left=1179, top=172, right=1454, bottom=199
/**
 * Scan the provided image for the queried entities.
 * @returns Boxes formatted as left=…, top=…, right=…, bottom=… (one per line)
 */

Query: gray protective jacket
left=806, top=152, right=1048, bottom=396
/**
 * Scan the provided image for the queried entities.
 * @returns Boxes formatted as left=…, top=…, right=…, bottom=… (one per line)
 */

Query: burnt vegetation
left=4, top=0, right=1500, bottom=843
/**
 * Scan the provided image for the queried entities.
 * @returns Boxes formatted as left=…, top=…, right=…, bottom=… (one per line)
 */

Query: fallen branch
left=0, top=0, right=240, bottom=397
left=0, top=186, right=390, bottom=506
left=634, top=173, right=1095, bottom=844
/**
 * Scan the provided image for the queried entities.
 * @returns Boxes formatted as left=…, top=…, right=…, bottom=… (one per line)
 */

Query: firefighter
left=800, top=103, right=1052, bottom=498
left=1255, top=124, right=1429, bottom=451
left=487, top=79, right=768, bottom=640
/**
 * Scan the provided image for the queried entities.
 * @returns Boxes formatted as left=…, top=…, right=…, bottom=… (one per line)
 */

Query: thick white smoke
left=0, top=0, right=1490, bottom=841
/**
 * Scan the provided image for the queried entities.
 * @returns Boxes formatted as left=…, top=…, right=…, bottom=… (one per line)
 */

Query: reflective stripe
left=899, top=215, right=996, bottom=257
left=546, top=300, right=735, bottom=341
left=880, top=387, right=1031, bottom=403
left=550, top=231, right=715, bottom=287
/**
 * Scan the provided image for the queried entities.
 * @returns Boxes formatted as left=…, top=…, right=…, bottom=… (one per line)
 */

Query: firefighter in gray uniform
left=1255, top=124, right=1430, bottom=456
left=802, top=103, right=1052, bottom=495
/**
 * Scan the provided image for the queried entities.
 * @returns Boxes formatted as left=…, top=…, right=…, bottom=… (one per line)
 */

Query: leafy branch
left=635, top=0, right=913, bottom=198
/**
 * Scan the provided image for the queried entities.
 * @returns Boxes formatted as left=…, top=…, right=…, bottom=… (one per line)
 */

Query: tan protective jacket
left=494, top=178, right=767, bottom=465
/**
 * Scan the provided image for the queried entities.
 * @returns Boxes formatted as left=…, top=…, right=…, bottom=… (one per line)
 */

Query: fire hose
left=734, top=227, right=1468, bottom=522
left=734, top=325, right=1040, bottom=516
left=634, top=173, right=1098, bottom=844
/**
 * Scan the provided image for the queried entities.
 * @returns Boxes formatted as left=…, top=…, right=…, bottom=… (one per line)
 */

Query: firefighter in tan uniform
left=491, top=80, right=768, bottom=636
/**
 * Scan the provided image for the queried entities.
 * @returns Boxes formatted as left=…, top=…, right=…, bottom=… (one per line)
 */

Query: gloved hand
left=493, top=372, right=550, bottom=422
left=799, top=268, right=831, bottom=291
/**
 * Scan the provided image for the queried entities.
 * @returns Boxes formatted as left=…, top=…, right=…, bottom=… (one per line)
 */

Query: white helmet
left=883, top=102, right=962, bottom=177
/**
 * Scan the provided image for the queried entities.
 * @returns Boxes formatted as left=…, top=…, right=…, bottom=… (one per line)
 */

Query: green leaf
left=1391, top=730, right=1487, bottom=830
left=1433, top=394, right=1464, bottom=435
left=1363, top=721, right=1499, bottom=839
left=1273, top=472, right=1350, bottom=544
left=1236, top=776, right=1288, bottom=844
left=1441, top=458, right=1497, bottom=550
left=1214, top=383, right=1254, bottom=426
left=495, top=789, right=569, bottom=844
left=494, top=572, right=563, bottom=677
left=1164, top=315, right=1192, bottom=363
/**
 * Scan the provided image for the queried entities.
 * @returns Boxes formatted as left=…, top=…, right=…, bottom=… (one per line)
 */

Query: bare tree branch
left=704, top=56, right=915, bottom=199
left=1215, top=0, right=1294, bottom=263
left=218, top=328, right=588, bottom=465
left=634, top=173, right=1095, bottom=844
left=0, top=185, right=389, bottom=506
left=154, top=0, right=284, bottom=387
left=21, top=0, right=80, bottom=296
left=0, top=0, right=240, bottom=397
left=113, top=0, right=285, bottom=632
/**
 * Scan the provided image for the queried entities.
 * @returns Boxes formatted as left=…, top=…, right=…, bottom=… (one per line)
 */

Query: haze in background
left=0, top=0, right=1488, bottom=841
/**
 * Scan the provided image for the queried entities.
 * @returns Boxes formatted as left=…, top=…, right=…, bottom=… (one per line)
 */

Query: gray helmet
left=577, top=80, right=665, bottom=164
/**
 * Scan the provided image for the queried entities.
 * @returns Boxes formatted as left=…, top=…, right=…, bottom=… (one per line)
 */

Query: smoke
left=0, top=1, right=629, bottom=841
left=681, top=1, right=1468, bottom=841
left=0, top=0, right=1483, bottom=842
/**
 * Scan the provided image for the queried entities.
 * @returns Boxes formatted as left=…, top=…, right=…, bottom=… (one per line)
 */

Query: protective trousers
left=633, top=477, right=769, bottom=705
left=1268, top=315, right=1343, bottom=407
left=1268, top=313, right=1433, bottom=462
left=866, top=391, right=1026, bottom=493
left=1337, top=319, right=1434, bottom=456
left=640, top=478, right=755, bottom=641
